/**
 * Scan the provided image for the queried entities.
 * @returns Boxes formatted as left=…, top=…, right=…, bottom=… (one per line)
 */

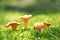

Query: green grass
left=0, top=11, right=60, bottom=40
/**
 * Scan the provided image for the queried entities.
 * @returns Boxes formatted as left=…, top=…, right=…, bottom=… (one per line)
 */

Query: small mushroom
left=34, top=22, right=51, bottom=32
left=19, top=14, right=32, bottom=29
left=5, top=21, right=20, bottom=30
left=43, top=22, right=51, bottom=28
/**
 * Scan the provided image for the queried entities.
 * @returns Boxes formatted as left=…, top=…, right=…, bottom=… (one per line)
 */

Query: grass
left=0, top=10, right=60, bottom=40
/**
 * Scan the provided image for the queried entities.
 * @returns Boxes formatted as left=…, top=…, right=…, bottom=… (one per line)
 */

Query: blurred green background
left=0, top=0, right=60, bottom=13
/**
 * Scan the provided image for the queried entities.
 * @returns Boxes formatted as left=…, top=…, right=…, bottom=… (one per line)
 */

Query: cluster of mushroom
left=5, top=14, right=51, bottom=31
left=34, top=22, right=51, bottom=32
left=5, top=14, right=32, bottom=30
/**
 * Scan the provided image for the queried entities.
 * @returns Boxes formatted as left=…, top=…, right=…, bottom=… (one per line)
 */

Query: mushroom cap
left=19, top=14, right=32, bottom=21
left=43, top=22, right=51, bottom=28
left=22, top=15, right=32, bottom=18
left=6, top=21, right=20, bottom=27
left=34, top=22, right=44, bottom=30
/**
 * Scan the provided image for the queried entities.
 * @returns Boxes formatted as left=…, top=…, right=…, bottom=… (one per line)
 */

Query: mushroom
left=19, top=14, right=32, bottom=29
left=43, top=22, right=51, bottom=28
left=5, top=21, right=20, bottom=30
left=34, top=22, right=51, bottom=32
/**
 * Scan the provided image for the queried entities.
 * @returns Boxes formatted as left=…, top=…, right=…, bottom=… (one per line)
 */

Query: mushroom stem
left=11, top=26, right=17, bottom=30
left=39, top=28, right=43, bottom=32
left=24, top=21, right=28, bottom=29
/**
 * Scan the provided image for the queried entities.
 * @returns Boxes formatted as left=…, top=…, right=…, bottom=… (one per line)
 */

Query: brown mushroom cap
left=43, top=22, right=51, bottom=28
left=6, top=21, right=20, bottom=27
